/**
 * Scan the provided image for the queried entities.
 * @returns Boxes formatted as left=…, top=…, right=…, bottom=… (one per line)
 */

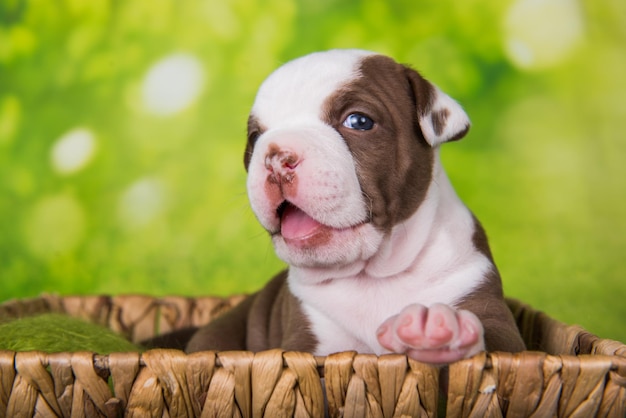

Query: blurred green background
left=1, top=0, right=625, bottom=343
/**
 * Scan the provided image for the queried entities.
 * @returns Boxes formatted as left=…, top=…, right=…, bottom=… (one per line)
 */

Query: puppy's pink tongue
left=281, top=204, right=322, bottom=240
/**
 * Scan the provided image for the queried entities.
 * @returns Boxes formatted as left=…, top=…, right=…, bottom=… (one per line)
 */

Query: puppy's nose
left=265, top=148, right=300, bottom=183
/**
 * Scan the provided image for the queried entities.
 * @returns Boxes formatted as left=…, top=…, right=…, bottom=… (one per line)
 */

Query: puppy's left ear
left=405, top=67, right=470, bottom=147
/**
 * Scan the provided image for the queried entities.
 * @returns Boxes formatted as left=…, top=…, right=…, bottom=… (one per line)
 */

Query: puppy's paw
left=376, top=303, right=485, bottom=364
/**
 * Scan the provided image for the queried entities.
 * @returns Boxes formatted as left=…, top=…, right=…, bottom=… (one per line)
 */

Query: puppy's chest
left=291, top=266, right=487, bottom=355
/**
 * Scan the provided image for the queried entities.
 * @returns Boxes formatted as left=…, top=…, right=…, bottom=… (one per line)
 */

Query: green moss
left=0, top=314, right=142, bottom=354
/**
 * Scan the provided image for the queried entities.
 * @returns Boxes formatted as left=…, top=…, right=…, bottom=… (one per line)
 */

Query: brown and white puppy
left=187, top=49, right=525, bottom=363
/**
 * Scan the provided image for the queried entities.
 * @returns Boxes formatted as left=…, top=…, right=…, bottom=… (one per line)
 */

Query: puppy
left=187, top=49, right=525, bottom=363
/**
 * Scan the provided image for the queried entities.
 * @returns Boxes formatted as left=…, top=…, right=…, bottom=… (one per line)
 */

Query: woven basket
left=0, top=294, right=624, bottom=417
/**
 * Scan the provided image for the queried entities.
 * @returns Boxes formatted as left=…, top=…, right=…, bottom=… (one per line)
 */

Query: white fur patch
left=251, top=49, right=374, bottom=130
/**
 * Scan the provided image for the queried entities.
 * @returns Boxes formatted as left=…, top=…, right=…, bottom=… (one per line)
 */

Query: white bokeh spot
left=504, top=0, right=584, bottom=70
left=51, top=128, right=97, bottom=175
left=118, top=177, right=167, bottom=228
left=142, top=53, right=206, bottom=115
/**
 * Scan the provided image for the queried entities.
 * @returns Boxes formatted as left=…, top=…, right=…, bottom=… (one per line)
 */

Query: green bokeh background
left=1, top=0, right=625, bottom=343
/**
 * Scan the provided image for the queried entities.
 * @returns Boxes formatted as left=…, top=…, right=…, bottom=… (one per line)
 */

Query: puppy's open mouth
left=276, top=201, right=324, bottom=241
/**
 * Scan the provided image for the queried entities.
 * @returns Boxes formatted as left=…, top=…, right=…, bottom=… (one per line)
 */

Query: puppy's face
left=245, top=50, right=469, bottom=269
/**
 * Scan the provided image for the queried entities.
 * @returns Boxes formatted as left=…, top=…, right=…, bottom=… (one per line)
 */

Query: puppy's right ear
left=244, top=116, right=263, bottom=171
left=405, top=67, right=470, bottom=147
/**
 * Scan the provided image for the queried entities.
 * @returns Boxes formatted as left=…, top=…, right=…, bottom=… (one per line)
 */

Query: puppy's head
left=245, top=50, right=469, bottom=269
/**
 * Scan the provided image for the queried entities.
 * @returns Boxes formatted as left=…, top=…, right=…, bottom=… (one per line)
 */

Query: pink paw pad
left=376, top=303, right=485, bottom=364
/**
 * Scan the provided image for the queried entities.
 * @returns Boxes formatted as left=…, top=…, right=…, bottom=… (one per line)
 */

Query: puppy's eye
left=342, top=113, right=375, bottom=131
left=248, top=131, right=260, bottom=145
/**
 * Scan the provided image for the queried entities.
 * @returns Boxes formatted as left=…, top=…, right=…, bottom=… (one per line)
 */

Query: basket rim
left=0, top=347, right=625, bottom=375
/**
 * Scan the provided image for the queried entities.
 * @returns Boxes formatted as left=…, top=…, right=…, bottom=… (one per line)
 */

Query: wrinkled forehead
left=251, top=50, right=376, bottom=128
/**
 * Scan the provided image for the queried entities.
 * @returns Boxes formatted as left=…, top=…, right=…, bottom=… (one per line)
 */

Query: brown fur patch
left=430, top=108, right=450, bottom=137
left=187, top=270, right=318, bottom=352
left=454, top=217, right=526, bottom=352
left=456, top=274, right=526, bottom=353
left=321, top=55, right=436, bottom=231
left=246, top=270, right=318, bottom=352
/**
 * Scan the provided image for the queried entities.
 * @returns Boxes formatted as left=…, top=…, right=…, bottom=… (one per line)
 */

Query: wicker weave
left=0, top=294, right=624, bottom=417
